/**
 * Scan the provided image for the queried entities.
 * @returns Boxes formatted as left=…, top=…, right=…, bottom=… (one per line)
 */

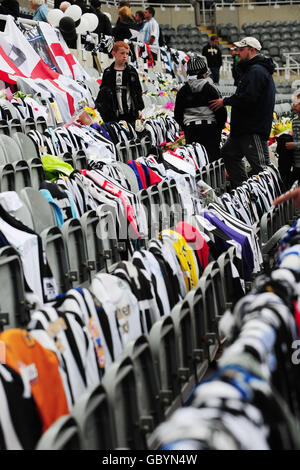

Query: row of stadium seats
left=160, top=24, right=210, bottom=53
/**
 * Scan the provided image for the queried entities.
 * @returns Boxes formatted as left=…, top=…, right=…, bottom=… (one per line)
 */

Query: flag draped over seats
left=0, top=16, right=93, bottom=121
left=38, top=22, right=89, bottom=82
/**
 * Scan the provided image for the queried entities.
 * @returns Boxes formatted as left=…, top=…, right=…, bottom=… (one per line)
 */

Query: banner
left=23, top=24, right=60, bottom=73
left=38, top=22, right=89, bottom=82
left=0, top=16, right=93, bottom=122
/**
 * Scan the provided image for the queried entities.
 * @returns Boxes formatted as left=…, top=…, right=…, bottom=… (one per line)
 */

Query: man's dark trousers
left=221, top=133, right=270, bottom=189
left=209, top=66, right=220, bottom=84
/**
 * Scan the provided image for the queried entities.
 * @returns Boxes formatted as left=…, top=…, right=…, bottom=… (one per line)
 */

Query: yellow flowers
left=83, top=106, right=102, bottom=123
left=270, top=116, right=292, bottom=138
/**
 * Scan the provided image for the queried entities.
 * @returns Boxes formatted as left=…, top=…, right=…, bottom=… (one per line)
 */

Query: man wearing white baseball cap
left=209, top=36, right=275, bottom=189
left=234, top=36, right=262, bottom=51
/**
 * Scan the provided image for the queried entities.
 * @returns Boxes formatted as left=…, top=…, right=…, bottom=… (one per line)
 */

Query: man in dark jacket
left=0, top=0, right=19, bottom=31
left=174, top=56, right=227, bottom=162
left=202, top=35, right=222, bottom=84
left=210, top=37, right=275, bottom=189
left=72, top=0, right=88, bottom=14
left=90, top=0, right=112, bottom=38
left=95, top=41, right=144, bottom=124
left=0, top=0, right=19, bottom=16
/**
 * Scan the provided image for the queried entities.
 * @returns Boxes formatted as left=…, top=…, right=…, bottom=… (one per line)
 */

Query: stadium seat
left=60, top=218, right=91, bottom=288
left=0, top=143, right=15, bottom=191
left=0, top=136, right=32, bottom=192
left=95, top=207, right=122, bottom=271
left=171, top=299, right=197, bottom=404
left=101, top=355, right=148, bottom=449
left=149, top=315, right=181, bottom=419
left=12, top=132, right=45, bottom=190
left=121, top=335, right=163, bottom=448
left=0, top=246, right=28, bottom=330
left=19, top=187, right=57, bottom=234
left=40, top=225, right=72, bottom=293
left=72, top=383, right=114, bottom=450
left=80, top=209, right=106, bottom=277
left=35, top=415, right=81, bottom=450
left=8, top=119, right=23, bottom=136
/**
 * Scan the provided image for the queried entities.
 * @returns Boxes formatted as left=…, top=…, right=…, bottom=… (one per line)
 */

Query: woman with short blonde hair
left=112, top=4, right=138, bottom=42
left=118, top=6, right=133, bottom=22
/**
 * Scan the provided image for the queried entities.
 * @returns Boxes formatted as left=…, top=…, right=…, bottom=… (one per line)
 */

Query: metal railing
left=221, top=53, right=300, bottom=79
left=214, top=0, right=300, bottom=8
left=47, top=1, right=195, bottom=7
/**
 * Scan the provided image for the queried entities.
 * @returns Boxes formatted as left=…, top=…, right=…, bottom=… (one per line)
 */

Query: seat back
left=19, top=187, right=57, bottom=234
left=171, top=299, right=196, bottom=404
left=0, top=120, right=9, bottom=135
left=22, top=117, right=36, bottom=134
left=35, top=415, right=81, bottom=450
left=102, top=356, right=146, bottom=449
left=0, top=163, right=15, bottom=192
left=0, top=135, right=23, bottom=162
left=8, top=119, right=23, bottom=136
left=121, top=335, right=163, bottom=447
left=61, top=218, right=90, bottom=288
left=96, top=207, right=122, bottom=271
left=0, top=246, right=28, bottom=331
left=149, top=184, right=162, bottom=233
left=13, top=161, right=32, bottom=192
left=12, top=132, right=40, bottom=161
left=80, top=210, right=106, bottom=277
left=72, top=384, right=114, bottom=450
left=35, top=116, right=48, bottom=134
left=157, top=180, right=173, bottom=230
left=149, top=315, right=181, bottom=419
left=40, top=226, right=72, bottom=293
left=196, top=273, right=220, bottom=362
left=184, top=287, right=209, bottom=382
left=73, top=150, right=88, bottom=170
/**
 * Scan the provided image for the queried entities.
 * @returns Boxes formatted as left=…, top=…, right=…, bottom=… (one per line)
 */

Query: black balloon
left=59, top=16, right=77, bottom=48
left=59, top=16, right=76, bottom=36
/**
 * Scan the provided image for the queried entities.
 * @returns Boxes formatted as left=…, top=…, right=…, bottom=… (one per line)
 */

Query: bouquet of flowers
left=269, top=113, right=292, bottom=146
left=83, top=106, right=102, bottom=124
left=160, top=133, right=186, bottom=151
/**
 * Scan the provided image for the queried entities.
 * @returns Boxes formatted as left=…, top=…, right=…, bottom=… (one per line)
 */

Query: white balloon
left=76, top=16, right=89, bottom=35
left=82, top=13, right=99, bottom=32
left=64, top=5, right=82, bottom=22
left=47, top=8, right=64, bottom=27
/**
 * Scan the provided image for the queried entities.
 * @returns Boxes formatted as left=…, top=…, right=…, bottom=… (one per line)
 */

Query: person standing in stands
left=202, top=35, right=222, bottom=85
left=115, top=1, right=134, bottom=25
left=118, top=0, right=131, bottom=8
left=112, top=6, right=138, bottom=42
left=30, top=0, right=48, bottom=22
left=90, top=0, right=112, bottom=38
left=276, top=90, right=300, bottom=188
left=230, top=46, right=240, bottom=86
left=72, top=0, right=88, bottom=14
left=143, top=6, right=160, bottom=47
left=174, top=56, right=227, bottom=162
left=135, top=10, right=145, bottom=31
left=95, top=41, right=144, bottom=125
left=209, top=37, right=275, bottom=189
left=288, top=91, right=300, bottom=182
left=59, top=1, right=71, bottom=12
